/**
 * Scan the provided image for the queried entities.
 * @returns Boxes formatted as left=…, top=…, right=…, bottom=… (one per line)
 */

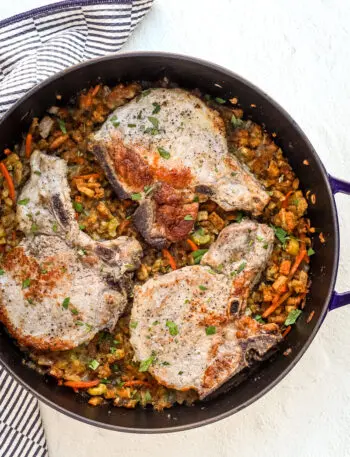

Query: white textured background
left=1, top=1, right=350, bottom=456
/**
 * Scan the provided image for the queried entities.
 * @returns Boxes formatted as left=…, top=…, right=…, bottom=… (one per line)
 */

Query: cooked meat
left=130, top=268, right=280, bottom=399
left=92, top=88, right=269, bottom=247
left=17, top=151, right=142, bottom=280
left=201, top=220, right=275, bottom=315
left=130, top=220, right=279, bottom=398
left=0, top=151, right=143, bottom=351
left=0, top=235, right=126, bottom=351
left=133, top=184, right=198, bottom=249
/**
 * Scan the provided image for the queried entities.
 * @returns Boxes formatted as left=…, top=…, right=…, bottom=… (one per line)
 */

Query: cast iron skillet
left=1, top=52, right=349, bottom=433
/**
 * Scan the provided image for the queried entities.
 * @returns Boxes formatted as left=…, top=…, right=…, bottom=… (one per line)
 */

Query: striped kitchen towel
left=0, top=1, right=153, bottom=456
left=0, top=0, right=153, bottom=118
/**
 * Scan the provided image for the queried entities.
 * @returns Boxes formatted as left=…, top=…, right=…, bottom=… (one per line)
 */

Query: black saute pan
left=1, top=52, right=349, bottom=433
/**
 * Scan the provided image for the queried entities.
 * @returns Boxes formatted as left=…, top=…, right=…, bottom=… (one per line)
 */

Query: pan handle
left=328, top=175, right=350, bottom=310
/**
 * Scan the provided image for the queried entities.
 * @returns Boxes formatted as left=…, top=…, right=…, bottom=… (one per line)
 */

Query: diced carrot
left=187, top=239, right=198, bottom=251
left=282, top=325, right=292, bottom=338
left=282, top=190, right=293, bottom=208
left=123, top=380, right=152, bottom=388
left=262, top=290, right=292, bottom=318
left=279, top=260, right=291, bottom=276
left=64, top=380, right=99, bottom=389
left=25, top=133, right=32, bottom=159
left=72, top=173, right=100, bottom=180
left=118, top=219, right=130, bottom=234
left=307, top=310, right=315, bottom=323
left=289, top=248, right=306, bottom=278
left=162, top=249, right=177, bottom=270
left=91, top=84, right=101, bottom=97
left=4, top=148, right=11, bottom=156
left=0, top=162, right=15, bottom=201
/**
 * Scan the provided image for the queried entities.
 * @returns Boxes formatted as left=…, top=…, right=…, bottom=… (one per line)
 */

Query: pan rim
left=0, top=51, right=340, bottom=433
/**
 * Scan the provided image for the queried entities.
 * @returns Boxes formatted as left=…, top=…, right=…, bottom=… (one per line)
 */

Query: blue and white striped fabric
left=0, top=0, right=153, bottom=117
left=0, top=1, right=153, bottom=456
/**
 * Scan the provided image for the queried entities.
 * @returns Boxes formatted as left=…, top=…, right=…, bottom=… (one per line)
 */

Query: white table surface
left=1, top=1, right=350, bottom=456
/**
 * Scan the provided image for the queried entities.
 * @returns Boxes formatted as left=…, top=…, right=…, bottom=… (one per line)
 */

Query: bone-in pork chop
left=0, top=151, right=142, bottom=351
left=92, top=88, right=269, bottom=248
left=129, top=220, right=279, bottom=398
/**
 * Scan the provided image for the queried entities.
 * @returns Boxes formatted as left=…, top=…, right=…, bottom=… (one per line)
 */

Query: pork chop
left=17, top=151, right=142, bottom=279
left=201, top=220, right=275, bottom=315
left=0, top=235, right=126, bottom=351
left=0, top=151, right=142, bottom=351
left=92, top=88, right=269, bottom=248
left=130, top=220, right=279, bottom=398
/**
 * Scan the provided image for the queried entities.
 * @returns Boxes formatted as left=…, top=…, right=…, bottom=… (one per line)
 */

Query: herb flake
left=205, top=326, right=216, bottom=335
left=166, top=320, right=178, bottom=336
left=285, top=309, right=302, bottom=326
left=158, top=147, right=170, bottom=159
left=18, top=198, right=30, bottom=205
left=88, top=359, right=99, bottom=370
left=62, top=297, right=70, bottom=309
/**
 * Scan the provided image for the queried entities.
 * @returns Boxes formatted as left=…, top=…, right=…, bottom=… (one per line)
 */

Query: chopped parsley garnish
left=30, top=223, right=38, bottom=233
left=73, top=201, right=83, bottom=213
left=191, top=249, right=208, bottom=264
left=62, top=297, right=70, bottom=309
left=71, top=308, right=79, bottom=315
left=79, top=224, right=86, bottom=230
left=57, top=118, right=67, bottom=134
left=112, top=120, right=120, bottom=128
left=199, top=285, right=207, bottom=291
left=231, top=172, right=237, bottom=177
left=285, top=309, right=302, bottom=326
left=88, top=359, right=99, bottom=370
left=236, top=211, right=243, bottom=222
left=254, top=314, right=265, bottom=324
left=131, top=193, right=142, bottom=201
left=231, top=261, right=247, bottom=276
left=263, top=243, right=269, bottom=249
left=100, top=378, right=110, bottom=384
left=193, top=195, right=199, bottom=202
left=142, top=89, right=151, bottom=97
left=139, top=353, right=156, bottom=372
left=18, top=198, right=30, bottom=205
left=52, top=223, right=58, bottom=233
left=152, top=102, right=161, bottom=114
left=144, top=390, right=152, bottom=402
left=147, top=116, right=159, bottom=129
left=34, top=170, right=41, bottom=176
left=307, top=248, right=315, bottom=256
left=110, top=347, right=117, bottom=354
left=184, top=214, right=193, bottom=221
left=231, top=114, right=244, bottom=127
left=144, top=185, right=154, bottom=195
left=128, top=123, right=136, bottom=128
left=144, top=127, right=159, bottom=135
left=166, top=320, right=178, bottom=336
left=205, top=326, right=216, bottom=335
left=152, top=320, right=160, bottom=326
left=178, top=370, right=184, bottom=375
left=215, top=97, right=226, bottom=104
left=273, top=225, right=289, bottom=246
left=75, top=321, right=84, bottom=326
left=161, top=361, right=170, bottom=366
left=256, top=235, right=264, bottom=242
left=22, top=278, right=31, bottom=289
left=130, top=321, right=138, bottom=328
left=157, top=147, right=170, bottom=159
left=0, top=269, right=4, bottom=275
